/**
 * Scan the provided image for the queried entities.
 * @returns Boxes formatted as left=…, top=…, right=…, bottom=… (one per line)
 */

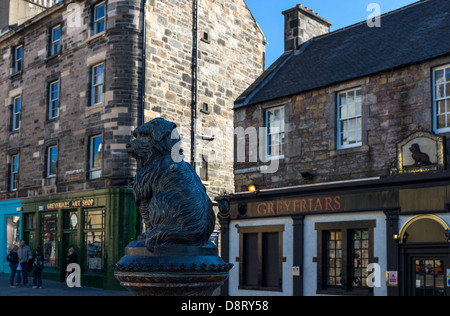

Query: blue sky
left=245, top=0, right=419, bottom=68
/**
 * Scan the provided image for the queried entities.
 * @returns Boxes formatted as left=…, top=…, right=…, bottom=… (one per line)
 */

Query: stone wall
left=234, top=55, right=450, bottom=193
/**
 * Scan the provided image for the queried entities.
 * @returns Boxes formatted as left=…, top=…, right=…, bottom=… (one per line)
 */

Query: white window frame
left=46, top=146, right=58, bottom=185
left=89, top=135, right=102, bottom=179
left=51, top=25, right=61, bottom=56
left=265, top=106, right=285, bottom=161
left=12, top=96, right=21, bottom=131
left=10, top=154, right=19, bottom=191
left=91, top=63, right=104, bottom=106
left=14, top=45, right=23, bottom=73
left=93, top=2, right=106, bottom=35
left=337, top=87, right=362, bottom=150
left=49, top=80, right=59, bottom=119
left=433, top=64, right=450, bottom=133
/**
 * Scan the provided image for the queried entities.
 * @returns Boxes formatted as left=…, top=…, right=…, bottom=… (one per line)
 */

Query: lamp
left=248, top=185, right=256, bottom=192
left=445, top=229, right=450, bottom=242
left=393, top=233, right=400, bottom=241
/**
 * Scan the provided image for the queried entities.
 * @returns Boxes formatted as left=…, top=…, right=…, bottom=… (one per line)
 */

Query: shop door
left=412, top=257, right=446, bottom=296
left=63, top=233, right=79, bottom=271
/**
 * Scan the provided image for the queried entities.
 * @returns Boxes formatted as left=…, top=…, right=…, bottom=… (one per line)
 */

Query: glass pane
left=64, top=211, right=78, bottom=230
left=95, top=4, right=105, bottom=20
left=339, top=93, right=346, bottom=107
left=437, top=100, right=446, bottom=114
left=436, top=84, right=445, bottom=99
left=42, top=213, right=57, bottom=231
left=437, top=114, right=446, bottom=129
left=53, top=26, right=60, bottom=41
left=86, top=231, right=104, bottom=273
left=446, top=83, right=450, bottom=98
left=24, top=213, right=36, bottom=230
left=91, top=135, right=102, bottom=169
left=48, top=146, right=57, bottom=176
left=6, top=216, right=20, bottom=254
left=84, top=210, right=104, bottom=230
left=435, top=69, right=444, bottom=84
left=43, top=232, right=57, bottom=269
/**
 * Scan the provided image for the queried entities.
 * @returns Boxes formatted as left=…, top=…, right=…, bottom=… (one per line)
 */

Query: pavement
left=0, top=273, right=131, bottom=296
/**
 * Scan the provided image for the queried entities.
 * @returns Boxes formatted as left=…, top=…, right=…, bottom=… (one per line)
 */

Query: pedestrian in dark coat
left=32, top=246, right=44, bottom=288
left=6, top=245, right=19, bottom=288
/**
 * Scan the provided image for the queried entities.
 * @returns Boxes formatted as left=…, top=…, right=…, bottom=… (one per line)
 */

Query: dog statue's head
left=126, top=118, right=182, bottom=167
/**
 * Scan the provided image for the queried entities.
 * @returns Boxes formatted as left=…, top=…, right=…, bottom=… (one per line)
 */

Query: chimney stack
left=282, top=4, right=332, bottom=51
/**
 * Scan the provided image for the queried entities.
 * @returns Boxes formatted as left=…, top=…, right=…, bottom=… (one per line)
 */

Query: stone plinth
left=112, top=240, right=233, bottom=296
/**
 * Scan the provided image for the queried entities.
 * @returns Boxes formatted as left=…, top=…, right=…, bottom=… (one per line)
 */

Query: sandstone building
left=218, top=0, right=450, bottom=296
left=0, top=0, right=264, bottom=289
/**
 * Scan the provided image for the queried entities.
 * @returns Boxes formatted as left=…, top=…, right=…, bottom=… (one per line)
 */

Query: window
left=93, top=2, right=105, bottom=35
left=433, top=64, right=450, bottom=133
left=10, top=154, right=19, bottom=191
left=199, top=155, right=208, bottom=181
left=41, top=213, right=58, bottom=269
left=337, top=88, right=362, bottom=149
left=84, top=209, right=105, bottom=273
left=13, top=45, right=23, bottom=73
left=237, top=225, right=286, bottom=291
left=91, top=64, right=104, bottom=106
left=64, top=210, right=78, bottom=230
left=46, top=146, right=58, bottom=185
left=49, top=81, right=59, bottom=119
left=12, top=96, right=21, bottom=131
left=89, top=135, right=102, bottom=179
left=50, top=25, right=61, bottom=56
left=266, top=106, right=285, bottom=159
left=315, top=221, right=376, bottom=295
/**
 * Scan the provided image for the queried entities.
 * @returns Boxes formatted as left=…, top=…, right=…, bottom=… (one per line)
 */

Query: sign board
left=386, top=271, right=398, bottom=287
left=447, top=269, right=450, bottom=287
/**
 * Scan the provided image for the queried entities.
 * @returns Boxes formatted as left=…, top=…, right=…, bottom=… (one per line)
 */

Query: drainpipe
left=190, top=0, right=198, bottom=168
left=140, top=0, right=147, bottom=127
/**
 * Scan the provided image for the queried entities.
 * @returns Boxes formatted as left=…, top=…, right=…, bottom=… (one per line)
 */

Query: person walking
left=16, top=240, right=32, bottom=286
left=32, top=246, right=44, bottom=289
left=6, top=245, right=19, bottom=288
left=67, top=248, right=78, bottom=265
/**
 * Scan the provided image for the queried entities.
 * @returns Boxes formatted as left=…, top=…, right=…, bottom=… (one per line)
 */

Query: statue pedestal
left=112, top=240, right=233, bottom=296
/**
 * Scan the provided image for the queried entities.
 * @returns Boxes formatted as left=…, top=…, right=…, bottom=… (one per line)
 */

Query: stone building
left=217, top=0, right=450, bottom=296
left=0, top=0, right=264, bottom=289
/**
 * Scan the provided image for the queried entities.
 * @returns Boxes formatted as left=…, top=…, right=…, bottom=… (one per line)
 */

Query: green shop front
left=21, top=188, right=138, bottom=290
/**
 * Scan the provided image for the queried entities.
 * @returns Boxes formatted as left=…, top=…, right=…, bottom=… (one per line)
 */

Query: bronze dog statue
left=126, top=118, right=215, bottom=251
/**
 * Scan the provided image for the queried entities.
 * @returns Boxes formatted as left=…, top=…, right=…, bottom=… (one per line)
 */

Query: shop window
left=64, top=210, right=78, bottom=230
left=236, top=225, right=286, bottom=291
left=41, top=213, right=58, bottom=269
left=6, top=216, right=20, bottom=252
left=84, top=209, right=105, bottom=273
left=315, top=220, right=377, bottom=295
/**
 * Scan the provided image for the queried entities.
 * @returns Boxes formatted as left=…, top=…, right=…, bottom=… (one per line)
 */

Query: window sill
left=86, top=31, right=106, bottom=44
left=9, top=71, right=23, bottom=80
left=316, top=287, right=373, bottom=296
left=238, top=285, right=282, bottom=292
left=331, top=144, right=369, bottom=157
left=46, top=53, right=61, bottom=63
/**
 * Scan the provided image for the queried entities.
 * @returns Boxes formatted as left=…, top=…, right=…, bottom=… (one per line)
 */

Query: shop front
left=217, top=172, right=450, bottom=296
left=21, top=188, right=138, bottom=290
left=0, top=199, right=22, bottom=273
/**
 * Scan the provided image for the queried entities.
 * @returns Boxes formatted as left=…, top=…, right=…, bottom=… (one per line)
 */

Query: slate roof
left=235, top=0, right=450, bottom=108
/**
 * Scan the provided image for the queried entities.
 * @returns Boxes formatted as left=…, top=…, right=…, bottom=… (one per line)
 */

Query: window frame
left=48, top=80, right=59, bottom=119
left=12, top=96, right=21, bottom=131
left=93, top=2, right=106, bottom=36
left=337, top=87, right=363, bottom=150
left=50, top=24, right=61, bottom=56
left=13, top=45, right=23, bottom=73
left=10, top=154, right=19, bottom=191
left=91, top=63, right=104, bottom=106
left=46, top=145, right=58, bottom=185
left=433, top=64, right=450, bottom=133
left=84, top=209, right=105, bottom=273
left=89, top=134, right=103, bottom=179
left=265, top=106, right=285, bottom=161
left=236, top=224, right=286, bottom=292
left=315, top=220, right=377, bottom=296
